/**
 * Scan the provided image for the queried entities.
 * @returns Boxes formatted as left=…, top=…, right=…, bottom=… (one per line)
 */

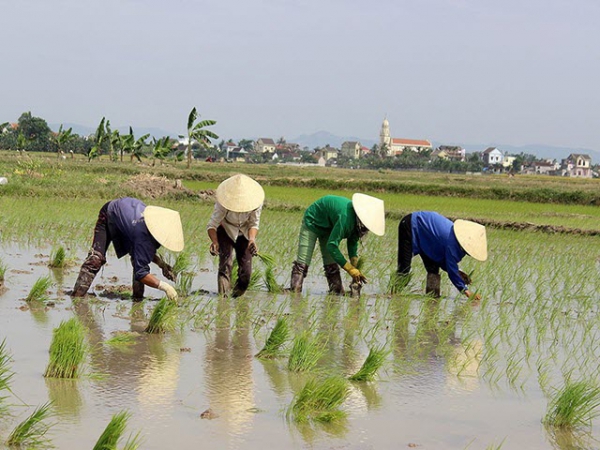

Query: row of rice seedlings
left=287, top=377, right=350, bottom=423
left=145, top=298, right=178, bottom=334
left=44, top=318, right=87, bottom=378
left=348, top=346, right=389, bottom=381
left=543, top=380, right=600, bottom=429
left=6, top=402, right=54, bottom=448
left=25, top=276, right=52, bottom=302
left=288, top=331, right=325, bottom=373
left=93, top=410, right=141, bottom=450
left=256, top=317, right=289, bottom=359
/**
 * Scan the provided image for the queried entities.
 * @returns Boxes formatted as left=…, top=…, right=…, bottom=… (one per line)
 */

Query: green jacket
left=303, top=195, right=359, bottom=267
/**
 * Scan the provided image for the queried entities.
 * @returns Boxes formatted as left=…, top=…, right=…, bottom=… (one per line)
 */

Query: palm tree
left=184, top=107, right=218, bottom=169
left=54, top=124, right=74, bottom=160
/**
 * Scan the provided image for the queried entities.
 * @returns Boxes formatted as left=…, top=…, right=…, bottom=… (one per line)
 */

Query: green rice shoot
left=7, top=402, right=54, bottom=448
left=176, top=272, right=194, bottom=297
left=287, top=377, right=349, bottom=423
left=0, top=339, right=14, bottom=413
left=104, top=332, right=137, bottom=348
left=256, top=317, right=289, bottom=359
left=145, top=298, right=178, bottom=333
left=93, top=410, right=141, bottom=450
left=543, top=380, right=600, bottom=429
left=49, top=246, right=66, bottom=268
left=388, top=271, right=410, bottom=295
left=288, top=331, right=325, bottom=372
left=26, top=276, right=53, bottom=302
left=172, top=251, right=192, bottom=276
left=0, top=257, right=7, bottom=284
left=44, top=318, right=87, bottom=378
left=348, top=346, right=389, bottom=381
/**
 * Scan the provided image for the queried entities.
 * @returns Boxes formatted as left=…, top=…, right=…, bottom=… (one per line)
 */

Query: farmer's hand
left=158, top=281, right=178, bottom=301
left=464, top=289, right=481, bottom=301
left=248, top=240, right=258, bottom=257
left=459, top=269, right=472, bottom=285
left=162, top=264, right=176, bottom=282
left=209, top=242, right=219, bottom=256
left=343, top=262, right=367, bottom=284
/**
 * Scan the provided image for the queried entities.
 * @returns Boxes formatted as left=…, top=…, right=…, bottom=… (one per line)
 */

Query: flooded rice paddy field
left=1, top=228, right=599, bottom=449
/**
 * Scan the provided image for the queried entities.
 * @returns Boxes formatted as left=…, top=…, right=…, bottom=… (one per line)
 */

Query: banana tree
left=88, top=117, right=106, bottom=162
left=54, top=124, right=74, bottom=160
left=151, top=136, right=173, bottom=166
left=120, top=127, right=134, bottom=162
left=110, top=129, right=122, bottom=162
left=184, top=107, right=218, bottom=169
left=130, top=131, right=150, bottom=163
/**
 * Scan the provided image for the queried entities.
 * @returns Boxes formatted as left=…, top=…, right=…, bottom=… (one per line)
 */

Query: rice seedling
left=263, top=264, right=283, bottom=294
left=93, top=410, right=142, bottom=450
left=0, top=339, right=14, bottom=414
left=172, top=251, right=192, bottom=276
left=288, top=331, right=325, bottom=373
left=256, top=317, right=289, bottom=359
left=145, top=298, right=178, bottom=333
left=176, top=272, right=194, bottom=297
left=0, top=257, right=7, bottom=286
left=543, top=381, right=600, bottom=429
left=7, top=402, right=54, bottom=448
left=48, top=246, right=66, bottom=268
left=104, top=332, right=137, bottom=349
left=230, top=259, right=263, bottom=291
left=25, top=276, right=52, bottom=302
left=44, top=318, right=87, bottom=378
left=348, top=346, right=389, bottom=381
left=387, top=271, right=410, bottom=295
left=287, top=377, right=349, bottom=423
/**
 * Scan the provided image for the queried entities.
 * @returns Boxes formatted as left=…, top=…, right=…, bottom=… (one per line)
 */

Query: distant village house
left=481, top=147, right=504, bottom=166
left=340, top=141, right=362, bottom=159
left=560, top=153, right=592, bottom=178
left=254, top=138, right=276, bottom=153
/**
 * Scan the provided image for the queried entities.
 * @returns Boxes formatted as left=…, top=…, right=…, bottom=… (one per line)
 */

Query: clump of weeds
left=543, top=380, right=600, bottom=429
left=287, top=377, right=349, bottom=423
left=7, top=402, right=54, bottom=448
left=44, top=318, right=87, bottom=378
left=26, top=276, right=53, bottom=302
left=93, top=410, right=142, bottom=450
left=145, top=298, right=178, bottom=334
left=348, top=346, right=389, bottom=381
left=256, top=317, right=289, bottom=359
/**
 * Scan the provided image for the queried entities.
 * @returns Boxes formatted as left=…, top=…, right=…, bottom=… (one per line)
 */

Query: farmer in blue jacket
left=71, top=197, right=184, bottom=301
left=397, top=211, right=487, bottom=298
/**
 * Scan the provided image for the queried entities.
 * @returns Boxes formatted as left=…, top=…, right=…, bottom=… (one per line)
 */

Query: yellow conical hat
left=215, top=174, right=265, bottom=212
left=454, top=219, right=487, bottom=261
left=143, top=206, right=184, bottom=252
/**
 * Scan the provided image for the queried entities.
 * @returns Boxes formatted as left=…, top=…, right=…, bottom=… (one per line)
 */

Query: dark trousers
left=397, top=214, right=440, bottom=276
left=217, top=226, right=253, bottom=297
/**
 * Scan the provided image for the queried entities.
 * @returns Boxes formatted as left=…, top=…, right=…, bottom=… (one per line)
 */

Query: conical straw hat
left=143, top=206, right=185, bottom=252
left=453, top=219, right=487, bottom=261
left=215, top=174, right=265, bottom=213
left=351, top=193, right=385, bottom=236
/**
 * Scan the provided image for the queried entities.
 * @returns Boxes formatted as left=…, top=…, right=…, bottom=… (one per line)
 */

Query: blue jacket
left=107, top=198, right=160, bottom=281
left=411, top=211, right=467, bottom=292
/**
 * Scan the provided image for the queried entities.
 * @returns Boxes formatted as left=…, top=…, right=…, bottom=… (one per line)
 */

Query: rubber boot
left=132, top=277, right=145, bottom=302
left=290, top=261, right=308, bottom=293
left=324, top=263, right=345, bottom=295
left=72, top=250, right=105, bottom=297
left=426, top=273, right=441, bottom=298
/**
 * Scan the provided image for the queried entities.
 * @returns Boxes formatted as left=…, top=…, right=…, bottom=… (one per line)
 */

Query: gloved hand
left=458, top=269, right=472, bottom=285
left=158, top=281, right=178, bottom=301
left=248, top=240, right=258, bottom=257
left=350, top=256, right=359, bottom=268
left=342, top=262, right=367, bottom=284
left=209, top=242, right=219, bottom=256
left=162, top=264, right=176, bottom=282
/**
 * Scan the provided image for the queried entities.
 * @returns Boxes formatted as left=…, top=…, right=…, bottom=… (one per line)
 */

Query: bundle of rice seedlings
left=48, top=246, right=66, bottom=268
left=288, top=332, right=325, bottom=372
left=176, top=272, right=194, bottom=297
left=104, top=332, right=137, bottom=349
left=172, top=251, right=192, bottom=276
left=26, top=276, right=53, bottom=302
left=543, top=380, right=600, bottom=429
left=288, top=377, right=349, bottom=423
left=388, top=271, right=410, bottom=295
left=44, top=318, right=87, bottom=378
left=145, top=298, right=178, bottom=333
left=256, top=317, right=289, bottom=359
left=257, top=253, right=283, bottom=293
left=7, top=402, right=54, bottom=448
left=93, top=410, right=141, bottom=450
left=348, top=346, right=389, bottom=381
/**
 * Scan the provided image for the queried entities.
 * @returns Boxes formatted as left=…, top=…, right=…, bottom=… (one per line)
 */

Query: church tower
left=380, top=117, right=391, bottom=155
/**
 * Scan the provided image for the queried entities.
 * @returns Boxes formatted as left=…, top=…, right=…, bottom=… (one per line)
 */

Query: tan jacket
left=206, top=201, right=262, bottom=242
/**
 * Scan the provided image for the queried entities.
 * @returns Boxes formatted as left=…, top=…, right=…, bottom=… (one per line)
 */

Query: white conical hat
left=143, top=206, right=185, bottom=252
left=351, top=193, right=385, bottom=236
left=454, top=219, right=487, bottom=261
left=215, top=174, right=265, bottom=213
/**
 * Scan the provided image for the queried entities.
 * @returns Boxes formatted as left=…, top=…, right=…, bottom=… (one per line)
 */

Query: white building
left=379, top=118, right=432, bottom=156
left=254, top=138, right=276, bottom=153
left=481, top=147, right=504, bottom=166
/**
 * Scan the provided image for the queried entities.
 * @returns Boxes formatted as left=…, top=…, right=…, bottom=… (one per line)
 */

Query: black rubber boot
left=132, top=276, right=145, bottom=302
left=290, top=261, right=308, bottom=293
left=72, top=250, right=105, bottom=297
left=324, top=263, right=345, bottom=295
left=426, top=273, right=441, bottom=298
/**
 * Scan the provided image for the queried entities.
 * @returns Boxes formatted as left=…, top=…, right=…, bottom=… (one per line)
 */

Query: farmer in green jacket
left=290, top=194, right=385, bottom=294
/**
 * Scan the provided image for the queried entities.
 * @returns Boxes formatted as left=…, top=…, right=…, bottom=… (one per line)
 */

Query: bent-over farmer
left=290, top=194, right=385, bottom=294
left=396, top=211, right=487, bottom=299
left=71, top=197, right=184, bottom=301
left=207, top=174, right=264, bottom=297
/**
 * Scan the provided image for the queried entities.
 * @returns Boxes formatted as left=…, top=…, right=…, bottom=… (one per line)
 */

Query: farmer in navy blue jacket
left=71, top=197, right=184, bottom=301
left=397, top=211, right=487, bottom=298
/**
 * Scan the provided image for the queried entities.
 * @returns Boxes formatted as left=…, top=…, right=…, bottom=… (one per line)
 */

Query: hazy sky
left=1, top=0, right=598, bottom=148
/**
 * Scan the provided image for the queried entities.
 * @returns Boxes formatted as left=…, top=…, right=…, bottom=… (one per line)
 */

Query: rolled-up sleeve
left=207, top=202, right=227, bottom=230
left=248, top=206, right=262, bottom=230
left=446, top=247, right=466, bottom=292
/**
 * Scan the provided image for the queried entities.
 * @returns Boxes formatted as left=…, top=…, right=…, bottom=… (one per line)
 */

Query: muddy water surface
left=0, top=243, right=583, bottom=449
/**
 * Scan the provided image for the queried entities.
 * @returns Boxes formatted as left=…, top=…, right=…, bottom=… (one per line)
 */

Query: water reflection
left=545, top=425, right=599, bottom=450
left=204, top=297, right=255, bottom=436
left=45, top=378, right=83, bottom=419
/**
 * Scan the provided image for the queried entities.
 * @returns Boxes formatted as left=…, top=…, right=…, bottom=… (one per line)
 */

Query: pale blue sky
left=0, top=0, right=598, bottom=148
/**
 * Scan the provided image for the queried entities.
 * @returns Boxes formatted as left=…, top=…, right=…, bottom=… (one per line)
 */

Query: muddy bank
left=120, top=174, right=214, bottom=200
